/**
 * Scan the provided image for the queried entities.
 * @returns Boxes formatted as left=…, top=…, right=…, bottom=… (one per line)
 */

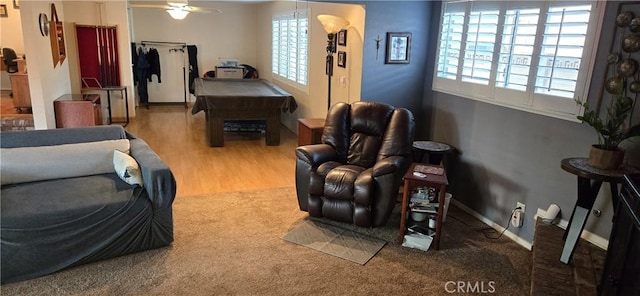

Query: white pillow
left=113, top=150, right=143, bottom=186
left=1, top=139, right=130, bottom=185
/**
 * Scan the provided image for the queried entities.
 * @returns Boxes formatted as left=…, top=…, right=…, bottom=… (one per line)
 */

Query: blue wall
left=320, top=1, right=633, bottom=246
left=357, top=2, right=432, bottom=112
left=332, top=0, right=628, bottom=246
left=321, top=0, right=434, bottom=135
left=426, top=1, right=623, bottom=245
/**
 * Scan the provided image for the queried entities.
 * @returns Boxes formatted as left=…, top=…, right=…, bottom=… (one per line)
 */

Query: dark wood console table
left=599, top=174, right=640, bottom=295
left=103, top=86, right=129, bottom=126
left=399, top=163, right=449, bottom=250
left=297, top=118, right=324, bottom=146
left=560, top=158, right=639, bottom=264
left=83, top=86, right=129, bottom=126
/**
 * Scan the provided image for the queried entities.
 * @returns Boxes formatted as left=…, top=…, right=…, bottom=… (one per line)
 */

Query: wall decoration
left=385, top=32, right=411, bottom=64
left=49, top=3, right=67, bottom=67
left=39, top=13, right=49, bottom=36
left=375, top=35, right=382, bottom=60
left=13, top=0, right=19, bottom=9
left=0, top=5, right=8, bottom=17
left=576, top=2, right=640, bottom=170
left=338, top=29, right=347, bottom=46
left=337, top=51, right=347, bottom=68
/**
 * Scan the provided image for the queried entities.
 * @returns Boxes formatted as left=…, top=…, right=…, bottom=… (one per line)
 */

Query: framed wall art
left=13, top=0, right=19, bottom=9
left=0, top=5, right=8, bottom=17
left=337, top=51, right=347, bottom=68
left=385, top=32, right=411, bottom=64
left=338, top=29, right=347, bottom=46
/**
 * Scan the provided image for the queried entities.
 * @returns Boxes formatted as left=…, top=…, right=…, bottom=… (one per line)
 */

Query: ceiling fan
left=130, top=1, right=222, bottom=20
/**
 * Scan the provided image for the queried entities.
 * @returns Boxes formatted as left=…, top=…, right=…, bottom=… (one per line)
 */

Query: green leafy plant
left=576, top=95, right=638, bottom=150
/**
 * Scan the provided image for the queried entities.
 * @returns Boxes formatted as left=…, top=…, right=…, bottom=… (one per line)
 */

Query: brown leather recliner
left=295, top=101, right=415, bottom=227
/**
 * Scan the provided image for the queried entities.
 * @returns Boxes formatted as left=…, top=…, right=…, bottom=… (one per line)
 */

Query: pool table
left=192, top=78, right=297, bottom=147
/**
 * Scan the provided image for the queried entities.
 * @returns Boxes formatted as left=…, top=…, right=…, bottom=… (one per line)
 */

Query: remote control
left=413, top=171, right=427, bottom=178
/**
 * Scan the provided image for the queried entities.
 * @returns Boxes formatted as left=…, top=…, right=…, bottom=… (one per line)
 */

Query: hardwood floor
left=124, top=105, right=298, bottom=197
left=1, top=90, right=32, bottom=117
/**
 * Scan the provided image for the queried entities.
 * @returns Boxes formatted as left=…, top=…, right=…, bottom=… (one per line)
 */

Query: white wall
left=130, top=1, right=258, bottom=104
left=255, top=1, right=365, bottom=132
left=15, top=0, right=365, bottom=132
left=129, top=0, right=364, bottom=133
left=63, top=1, right=134, bottom=121
left=0, top=0, right=24, bottom=90
left=19, top=1, right=72, bottom=129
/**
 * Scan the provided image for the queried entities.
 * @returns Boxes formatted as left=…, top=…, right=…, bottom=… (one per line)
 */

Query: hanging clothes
left=131, top=42, right=138, bottom=84
left=187, top=45, right=199, bottom=94
left=135, top=47, right=150, bottom=105
left=146, top=48, right=161, bottom=83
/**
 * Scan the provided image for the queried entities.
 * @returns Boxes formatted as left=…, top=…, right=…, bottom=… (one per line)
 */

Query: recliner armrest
left=296, top=144, right=338, bottom=166
left=372, top=156, right=408, bottom=177
left=129, top=138, right=176, bottom=210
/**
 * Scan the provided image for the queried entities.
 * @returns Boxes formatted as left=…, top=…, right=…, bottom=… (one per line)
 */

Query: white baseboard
left=535, top=208, right=609, bottom=250
left=451, top=199, right=533, bottom=251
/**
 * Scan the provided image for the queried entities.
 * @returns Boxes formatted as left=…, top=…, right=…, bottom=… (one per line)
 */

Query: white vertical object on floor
left=442, top=193, right=452, bottom=222
left=146, top=46, right=187, bottom=104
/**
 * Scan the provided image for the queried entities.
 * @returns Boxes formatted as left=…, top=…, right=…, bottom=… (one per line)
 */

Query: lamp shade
left=317, top=15, right=350, bottom=34
left=167, top=8, right=189, bottom=20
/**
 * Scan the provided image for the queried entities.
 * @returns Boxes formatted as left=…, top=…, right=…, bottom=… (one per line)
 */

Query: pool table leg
left=265, top=112, right=281, bottom=146
left=208, top=115, right=225, bottom=147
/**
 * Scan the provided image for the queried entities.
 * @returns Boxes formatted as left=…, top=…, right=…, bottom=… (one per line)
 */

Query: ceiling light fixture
left=167, top=8, right=189, bottom=20
left=317, top=14, right=349, bottom=35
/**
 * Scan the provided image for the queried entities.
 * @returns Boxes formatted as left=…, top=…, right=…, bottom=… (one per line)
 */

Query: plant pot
left=589, top=145, right=625, bottom=169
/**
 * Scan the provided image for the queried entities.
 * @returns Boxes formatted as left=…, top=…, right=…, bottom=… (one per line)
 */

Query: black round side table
left=559, top=157, right=639, bottom=264
left=412, top=141, right=452, bottom=165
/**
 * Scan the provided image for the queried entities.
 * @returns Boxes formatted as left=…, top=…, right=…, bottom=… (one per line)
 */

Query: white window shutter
left=272, top=11, right=308, bottom=86
left=433, top=0, right=602, bottom=121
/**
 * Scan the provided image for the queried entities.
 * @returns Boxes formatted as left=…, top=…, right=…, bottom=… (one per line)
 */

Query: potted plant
left=576, top=10, right=640, bottom=169
left=577, top=92, right=638, bottom=169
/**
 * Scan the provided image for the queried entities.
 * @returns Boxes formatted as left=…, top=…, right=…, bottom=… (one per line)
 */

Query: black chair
left=240, top=64, right=258, bottom=79
left=2, top=48, right=18, bottom=73
left=204, top=70, right=216, bottom=78
left=295, top=102, right=415, bottom=227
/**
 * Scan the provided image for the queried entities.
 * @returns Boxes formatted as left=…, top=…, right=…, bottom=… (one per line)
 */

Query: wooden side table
left=83, top=86, right=130, bottom=126
left=399, top=163, right=449, bottom=250
left=297, top=118, right=325, bottom=146
left=559, top=157, right=639, bottom=264
left=9, top=73, right=31, bottom=112
left=412, top=141, right=452, bottom=165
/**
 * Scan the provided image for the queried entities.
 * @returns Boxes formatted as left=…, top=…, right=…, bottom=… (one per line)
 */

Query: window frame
left=432, top=0, right=605, bottom=122
left=272, top=9, right=309, bottom=92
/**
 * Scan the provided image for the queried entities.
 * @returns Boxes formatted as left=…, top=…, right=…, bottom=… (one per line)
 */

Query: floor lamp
left=317, top=15, right=350, bottom=110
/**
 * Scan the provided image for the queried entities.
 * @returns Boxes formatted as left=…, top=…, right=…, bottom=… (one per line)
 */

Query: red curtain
left=76, top=25, right=120, bottom=87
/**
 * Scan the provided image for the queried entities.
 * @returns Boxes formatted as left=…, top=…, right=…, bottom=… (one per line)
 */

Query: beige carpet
left=1, top=187, right=532, bottom=295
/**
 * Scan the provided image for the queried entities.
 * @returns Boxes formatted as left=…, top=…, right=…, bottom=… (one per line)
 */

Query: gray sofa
left=0, top=125, right=176, bottom=284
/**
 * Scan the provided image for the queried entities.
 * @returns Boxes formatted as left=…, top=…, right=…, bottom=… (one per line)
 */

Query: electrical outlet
left=511, top=202, right=525, bottom=228
left=516, top=202, right=525, bottom=214
left=511, top=209, right=523, bottom=228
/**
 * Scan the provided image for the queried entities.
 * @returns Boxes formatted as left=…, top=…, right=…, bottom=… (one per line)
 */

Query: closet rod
left=139, top=40, right=186, bottom=47
left=76, top=24, right=116, bottom=29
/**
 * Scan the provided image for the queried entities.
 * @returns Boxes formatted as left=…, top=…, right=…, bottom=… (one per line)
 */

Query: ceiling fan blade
left=187, top=6, right=222, bottom=14
left=130, top=4, right=171, bottom=9
left=130, top=4, right=221, bottom=14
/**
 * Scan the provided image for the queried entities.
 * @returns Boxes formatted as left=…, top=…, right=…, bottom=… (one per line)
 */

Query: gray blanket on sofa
left=0, top=126, right=176, bottom=284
